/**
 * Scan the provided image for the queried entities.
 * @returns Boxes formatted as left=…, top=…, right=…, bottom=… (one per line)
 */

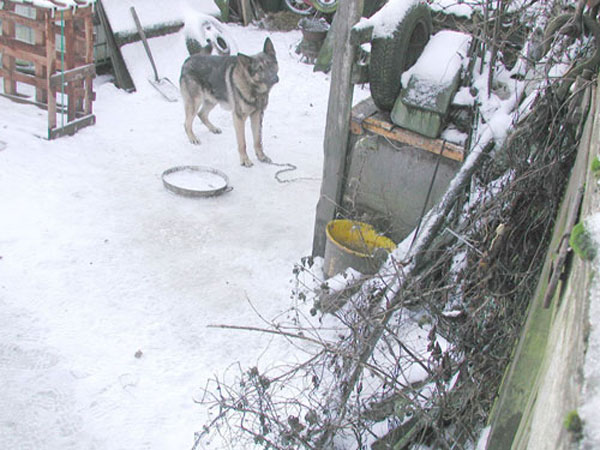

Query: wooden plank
left=349, top=96, right=378, bottom=134
left=312, top=0, right=365, bottom=257
left=96, top=0, right=136, bottom=92
left=48, top=63, right=95, bottom=89
left=240, top=0, right=252, bottom=26
left=0, top=35, right=48, bottom=65
left=0, top=92, right=48, bottom=111
left=48, top=113, right=95, bottom=139
left=0, top=91, right=48, bottom=108
left=0, top=66, right=46, bottom=89
left=362, top=119, right=465, bottom=162
left=47, top=7, right=86, bottom=21
left=113, top=22, right=184, bottom=46
left=0, top=10, right=46, bottom=31
left=350, top=97, right=465, bottom=162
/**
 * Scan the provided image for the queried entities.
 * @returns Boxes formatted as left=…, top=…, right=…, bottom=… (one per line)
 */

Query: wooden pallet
left=0, top=1, right=96, bottom=139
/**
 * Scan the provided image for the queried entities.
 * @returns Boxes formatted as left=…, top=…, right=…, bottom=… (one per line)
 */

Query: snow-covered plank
left=391, top=30, right=471, bottom=138
left=101, top=0, right=220, bottom=35
left=7, top=0, right=96, bottom=11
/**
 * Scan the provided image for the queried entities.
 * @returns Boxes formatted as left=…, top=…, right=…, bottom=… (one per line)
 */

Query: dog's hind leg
left=182, top=85, right=203, bottom=145
left=250, top=110, right=271, bottom=163
left=198, top=101, right=222, bottom=135
left=233, top=113, right=252, bottom=167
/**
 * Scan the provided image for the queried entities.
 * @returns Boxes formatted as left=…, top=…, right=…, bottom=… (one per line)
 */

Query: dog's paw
left=212, top=127, right=222, bottom=135
left=257, top=153, right=272, bottom=164
left=188, top=135, right=201, bottom=145
left=240, top=158, right=254, bottom=167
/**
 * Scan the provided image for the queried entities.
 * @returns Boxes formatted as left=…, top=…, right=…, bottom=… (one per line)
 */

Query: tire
left=362, top=0, right=386, bottom=18
left=283, top=0, right=315, bottom=15
left=312, top=0, right=338, bottom=14
left=369, top=2, right=432, bottom=111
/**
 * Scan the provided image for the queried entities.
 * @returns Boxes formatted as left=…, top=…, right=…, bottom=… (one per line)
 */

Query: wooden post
left=63, top=15, right=76, bottom=122
left=46, top=14, right=57, bottom=133
left=240, top=0, right=252, bottom=26
left=311, top=0, right=364, bottom=257
left=35, top=7, right=48, bottom=103
left=84, top=8, right=94, bottom=116
left=2, top=1, right=17, bottom=96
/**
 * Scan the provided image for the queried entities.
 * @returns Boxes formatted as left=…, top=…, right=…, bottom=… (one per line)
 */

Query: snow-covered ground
left=0, top=14, right=369, bottom=450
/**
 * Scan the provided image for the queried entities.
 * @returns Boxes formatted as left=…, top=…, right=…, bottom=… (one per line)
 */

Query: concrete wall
left=342, top=133, right=460, bottom=243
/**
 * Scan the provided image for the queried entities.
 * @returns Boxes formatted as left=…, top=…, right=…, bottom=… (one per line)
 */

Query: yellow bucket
left=323, top=219, right=396, bottom=278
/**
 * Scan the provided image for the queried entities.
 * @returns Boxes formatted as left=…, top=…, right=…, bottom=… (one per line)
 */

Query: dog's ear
left=263, top=37, right=276, bottom=57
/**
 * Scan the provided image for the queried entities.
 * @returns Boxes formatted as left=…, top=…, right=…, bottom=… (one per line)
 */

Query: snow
left=476, top=426, right=491, bottom=449
left=429, top=0, right=530, bottom=18
left=9, top=0, right=95, bottom=11
left=354, top=0, right=420, bottom=39
left=430, top=0, right=474, bottom=18
left=183, top=12, right=238, bottom=55
left=401, top=30, right=471, bottom=88
left=102, top=0, right=221, bottom=35
left=453, top=86, right=475, bottom=106
left=0, top=16, right=368, bottom=450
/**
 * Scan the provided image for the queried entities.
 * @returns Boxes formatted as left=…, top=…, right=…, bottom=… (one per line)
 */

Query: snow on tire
left=369, top=2, right=432, bottom=111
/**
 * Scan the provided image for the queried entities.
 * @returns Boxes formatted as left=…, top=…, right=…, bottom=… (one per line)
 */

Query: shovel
left=130, top=6, right=179, bottom=102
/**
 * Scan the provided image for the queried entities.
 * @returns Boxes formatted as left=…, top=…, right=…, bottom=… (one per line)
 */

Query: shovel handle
left=130, top=6, right=160, bottom=81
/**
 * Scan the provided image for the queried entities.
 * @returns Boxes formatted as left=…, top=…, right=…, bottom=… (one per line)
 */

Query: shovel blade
left=149, top=77, right=179, bottom=102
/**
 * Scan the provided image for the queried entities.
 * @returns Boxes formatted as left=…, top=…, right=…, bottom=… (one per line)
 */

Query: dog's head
left=238, top=38, right=279, bottom=91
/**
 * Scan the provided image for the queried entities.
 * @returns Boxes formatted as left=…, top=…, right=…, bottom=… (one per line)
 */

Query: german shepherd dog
left=180, top=37, right=279, bottom=167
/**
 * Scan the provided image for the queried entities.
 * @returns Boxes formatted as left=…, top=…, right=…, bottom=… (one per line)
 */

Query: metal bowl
left=161, top=166, right=231, bottom=198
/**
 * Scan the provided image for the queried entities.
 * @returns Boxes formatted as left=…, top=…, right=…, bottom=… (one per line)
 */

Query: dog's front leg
left=233, top=113, right=252, bottom=167
left=250, top=110, right=271, bottom=163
